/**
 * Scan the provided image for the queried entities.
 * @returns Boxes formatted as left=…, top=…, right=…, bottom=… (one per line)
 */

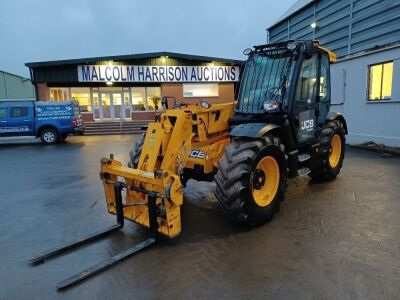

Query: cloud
left=0, top=0, right=295, bottom=77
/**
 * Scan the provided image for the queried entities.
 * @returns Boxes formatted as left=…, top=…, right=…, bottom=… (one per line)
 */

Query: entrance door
left=293, top=53, right=318, bottom=144
left=112, top=93, right=123, bottom=119
left=100, top=93, right=112, bottom=119
left=123, top=90, right=132, bottom=120
left=93, top=92, right=101, bottom=120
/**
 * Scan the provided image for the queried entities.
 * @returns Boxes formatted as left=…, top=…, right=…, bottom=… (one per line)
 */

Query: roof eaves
left=0, top=69, right=31, bottom=81
left=25, top=52, right=243, bottom=68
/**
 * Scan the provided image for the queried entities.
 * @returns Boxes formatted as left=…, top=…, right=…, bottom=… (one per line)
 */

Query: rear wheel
left=128, top=133, right=145, bottom=168
left=214, top=136, right=287, bottom=226
left=40, top=127, right=59, bottom=144
left=309, top=120, right=345, bottom=181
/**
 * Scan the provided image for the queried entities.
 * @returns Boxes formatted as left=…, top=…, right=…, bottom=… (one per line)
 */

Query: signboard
left=77, top=65, right=240, bottom=83
left=35, top=102, right=73, bottom=121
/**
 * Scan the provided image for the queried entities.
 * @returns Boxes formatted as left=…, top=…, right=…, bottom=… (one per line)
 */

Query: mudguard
left=230, top=123, right=280, bottom=138
left=327, top=112, right=348, bottom=134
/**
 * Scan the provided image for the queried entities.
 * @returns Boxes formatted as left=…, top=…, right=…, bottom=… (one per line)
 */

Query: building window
left=131, top=87, right=146, bottom=111
left=71, top=87, right=91, bottom=112
left=368, top=61, right=393, bottom=101
left=183, top=83, right=219, bottom=97
left=147, top=87, right=161, bottom=110
left=10, top=107, right=28, bottom=118
left=49, top=88, right=70, bottom=101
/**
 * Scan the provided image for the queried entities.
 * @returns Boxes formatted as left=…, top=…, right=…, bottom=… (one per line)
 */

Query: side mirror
left=304, top=40, right=314, bottom=59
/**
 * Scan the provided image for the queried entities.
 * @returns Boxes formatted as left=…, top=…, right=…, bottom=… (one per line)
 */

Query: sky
left=0, top=0, right=295, bottom=77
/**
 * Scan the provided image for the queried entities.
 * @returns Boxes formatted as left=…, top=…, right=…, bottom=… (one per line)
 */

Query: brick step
left=84, top=131, right=144, bottom=135
left=84, top=127, right=145, bottom=132
left=82, top=120, right=148, bottom=135
left=84, top=129, right=145, bottom=135
left=84, top=125, right=146, bottom=130
left=84, top=120, right=150, bottom=123
left=84, top=124, right=147, bottom=128
left=84, top=122, right=148, bottom=125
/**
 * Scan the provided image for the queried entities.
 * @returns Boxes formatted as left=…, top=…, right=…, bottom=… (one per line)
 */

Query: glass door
left=123, top=91, right=132, bottom=120
left=92, top=91, right=101, bottom=120
left=100, top=93, right=112, bottom=119
left=111, top=93, right=123, bottom=120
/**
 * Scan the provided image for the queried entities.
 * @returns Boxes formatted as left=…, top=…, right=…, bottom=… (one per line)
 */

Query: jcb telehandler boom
left=30, top=40, right=347, bottom=290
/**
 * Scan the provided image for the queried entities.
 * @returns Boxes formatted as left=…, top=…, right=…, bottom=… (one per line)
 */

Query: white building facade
left=267, top=0, right=400, bottom=147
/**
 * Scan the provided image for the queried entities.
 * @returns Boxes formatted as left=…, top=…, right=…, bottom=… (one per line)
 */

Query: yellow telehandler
left=30, top=40, right=347, bottom=290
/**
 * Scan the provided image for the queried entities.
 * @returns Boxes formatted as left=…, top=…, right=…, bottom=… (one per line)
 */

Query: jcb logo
left=301, top=119, right=314, bottom=131
left=189, top=150, right=205, bottom=159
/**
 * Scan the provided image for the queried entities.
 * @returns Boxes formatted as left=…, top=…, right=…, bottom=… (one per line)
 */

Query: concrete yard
left=0, top=135, right=399, bottom=299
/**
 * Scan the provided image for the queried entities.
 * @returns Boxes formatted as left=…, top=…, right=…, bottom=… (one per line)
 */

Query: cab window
left=295, top=53, right=318, bottom=106
left=320, top=53, right=330, bottom=103
left=0, top=108, right=7, bottom=120
left=10, top=107, right=28, bottom=118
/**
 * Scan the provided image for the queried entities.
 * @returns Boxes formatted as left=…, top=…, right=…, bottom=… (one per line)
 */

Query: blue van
left=0, top=100, right=84, bottom=144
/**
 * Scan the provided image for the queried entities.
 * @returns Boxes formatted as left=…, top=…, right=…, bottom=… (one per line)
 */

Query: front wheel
left=40, top=128, right=59, bottom=144
left=128, top=133, right=145, bottom=168
left=214, top=136, right=287, bottom=226
left=309, top=120, right=346, bottom=181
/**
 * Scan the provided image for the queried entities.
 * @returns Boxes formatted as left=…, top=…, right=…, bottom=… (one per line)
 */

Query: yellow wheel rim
left=252, top=156, right=280, bottom=207
left=329, top=134, right=342, bottom=168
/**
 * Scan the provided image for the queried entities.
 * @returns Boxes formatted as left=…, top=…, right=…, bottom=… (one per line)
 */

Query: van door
left=7, top=106, right=34, bottom=136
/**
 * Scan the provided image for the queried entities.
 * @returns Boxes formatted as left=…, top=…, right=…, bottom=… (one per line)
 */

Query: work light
left=263, top=100, right=280, bottom=112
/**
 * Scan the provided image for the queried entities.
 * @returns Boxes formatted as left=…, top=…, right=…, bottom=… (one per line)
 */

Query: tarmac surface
left=0, top=135, right=399, bottom=300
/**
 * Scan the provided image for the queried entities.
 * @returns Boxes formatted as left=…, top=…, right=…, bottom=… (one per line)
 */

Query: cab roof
left=316, top=44, right=337, bottom=63
left=253, top=40, right=336, bottom=63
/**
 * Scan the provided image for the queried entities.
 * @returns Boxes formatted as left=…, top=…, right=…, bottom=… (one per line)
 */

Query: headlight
left=287, top=42, right=297, bottom=51
left=263, top=100, right=280, bottom=112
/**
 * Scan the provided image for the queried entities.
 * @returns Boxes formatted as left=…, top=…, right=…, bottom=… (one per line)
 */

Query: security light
left=311, top=22, right=317, bottom=29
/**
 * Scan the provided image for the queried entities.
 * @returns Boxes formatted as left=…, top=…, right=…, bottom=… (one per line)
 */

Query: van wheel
left=40, top=128, right=59, bottom=144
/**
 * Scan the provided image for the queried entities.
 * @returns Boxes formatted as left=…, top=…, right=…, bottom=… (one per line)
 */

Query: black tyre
left=309, top=120, right=346, bottom=182
left=214, top=136, right=287, bottom=226
left=128, top=133, right=145, bottom=168
left=40, top=127, right=59, bottom=144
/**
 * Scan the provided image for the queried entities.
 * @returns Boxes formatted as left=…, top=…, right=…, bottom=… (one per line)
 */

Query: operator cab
left=231, top=40, right=336, bottom=149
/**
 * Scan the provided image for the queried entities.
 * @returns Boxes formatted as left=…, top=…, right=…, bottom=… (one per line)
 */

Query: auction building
left=267, top=0, right=400, bottom=147
left=25, top=52, right=242, bottom=123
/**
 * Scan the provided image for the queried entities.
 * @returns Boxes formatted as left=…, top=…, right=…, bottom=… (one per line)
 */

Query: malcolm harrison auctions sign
left=77, top=65, right=240, bottom=83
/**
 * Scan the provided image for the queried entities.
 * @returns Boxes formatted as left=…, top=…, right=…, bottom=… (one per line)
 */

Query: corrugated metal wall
left=0, top=71, right=35, bottom=99
left=268, top=0, right=400, bottom=57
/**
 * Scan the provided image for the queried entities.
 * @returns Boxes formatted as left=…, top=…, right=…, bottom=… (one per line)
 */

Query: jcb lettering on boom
left=189, top=150, right=205, bottom=159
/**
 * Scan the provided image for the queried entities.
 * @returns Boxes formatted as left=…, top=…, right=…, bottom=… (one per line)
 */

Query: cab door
left=293, top=53, right=319, bottom=145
